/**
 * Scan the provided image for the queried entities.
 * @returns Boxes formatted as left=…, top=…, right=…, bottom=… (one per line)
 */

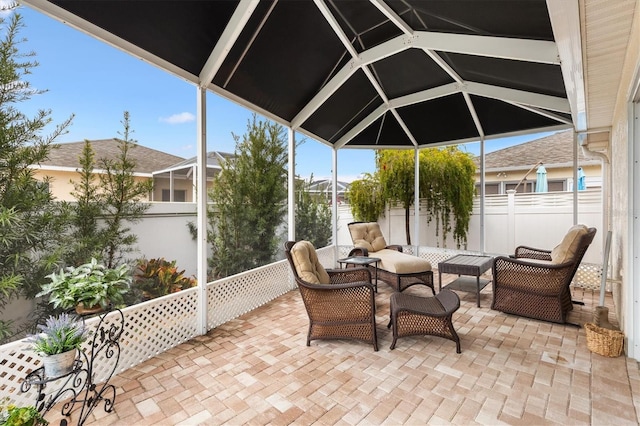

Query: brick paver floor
left=49, top=272, right=640, bottom=425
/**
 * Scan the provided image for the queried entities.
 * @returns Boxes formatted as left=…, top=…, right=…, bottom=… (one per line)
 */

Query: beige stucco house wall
left=607, top=4, right=639, bottom=352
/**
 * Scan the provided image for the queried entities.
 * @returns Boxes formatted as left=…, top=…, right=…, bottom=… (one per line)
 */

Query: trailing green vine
left=345, top=172, right=385, bottom=223
left=347, top=146, right=476, bottom=248
left=419, top=146, right=476, bottom=248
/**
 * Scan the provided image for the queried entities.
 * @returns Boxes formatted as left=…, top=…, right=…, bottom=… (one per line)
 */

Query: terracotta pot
left=75, top=302, right=104, bottom=315
left=43, top=349, right=77, bottom=378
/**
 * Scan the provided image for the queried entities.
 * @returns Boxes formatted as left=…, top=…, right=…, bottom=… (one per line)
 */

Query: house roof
left=23, top=1, right=579, bottom=150
left=475, top=130, right=600, bottom=171
left=40, top=139, right=185, bottom=174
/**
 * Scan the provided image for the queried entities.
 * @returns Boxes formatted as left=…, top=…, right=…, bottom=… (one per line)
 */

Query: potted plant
left=37, top=258, right=131, bottom=315
left=27, top=313, right=89, bottom=378
left=134, top=258, right=196, bottom=300
left=0, top=398, right=48, bottom=426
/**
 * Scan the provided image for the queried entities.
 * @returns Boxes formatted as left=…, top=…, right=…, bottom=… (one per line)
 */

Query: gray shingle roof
left=41, top=139, right=185, bottom=174
left=475, top=130, right=598, bottom=171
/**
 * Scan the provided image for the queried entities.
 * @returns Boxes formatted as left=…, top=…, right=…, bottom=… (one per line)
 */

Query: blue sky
left=16, top=5, right=557, bottom=182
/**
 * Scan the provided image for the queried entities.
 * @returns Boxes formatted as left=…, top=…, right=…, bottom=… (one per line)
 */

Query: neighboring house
left=152, top=151, right=235, bottom=202
left=33, top=139, right=185, bottom=202
left=474, top=130, right=602, bottom=194
left=306, top=179, right=350, bottom=204
left=33, top=139, right=237, bottom=202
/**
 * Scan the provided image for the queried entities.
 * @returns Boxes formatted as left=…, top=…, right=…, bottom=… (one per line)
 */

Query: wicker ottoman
left=388, top=289, right=461, bottom=353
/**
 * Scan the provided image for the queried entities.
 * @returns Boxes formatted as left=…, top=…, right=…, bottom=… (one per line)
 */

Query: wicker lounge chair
left=284, top=240, right=378, bottom=351
left=347, top=222, right=434, bottom=294
left=491, top=225, right=597, bottom=324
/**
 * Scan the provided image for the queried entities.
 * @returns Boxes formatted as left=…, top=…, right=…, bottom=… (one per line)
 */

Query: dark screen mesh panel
left=372, top=49, right=454, bottom=99
left=398, top=94, right=477, bottom=144
left=441, top=53, right=567, bottom=98
left=303, top=70, right=381, bottom=143
left=471, top=95, right=563, bottom=135
left=213, top=1, right=347, bottom=121
left=53, top=1, right=239, bottom=75
left=329, top=1, right=402, bottom=52
left=346, top=113, right=413, bottom=147
left=389, top=0, right=554, bottom=40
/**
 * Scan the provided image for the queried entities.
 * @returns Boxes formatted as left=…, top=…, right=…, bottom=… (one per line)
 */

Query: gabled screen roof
left=28, top=0, right=574, bottom=149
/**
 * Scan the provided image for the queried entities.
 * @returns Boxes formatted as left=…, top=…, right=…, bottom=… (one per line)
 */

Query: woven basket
left=585, top=322, right=624, bottom=357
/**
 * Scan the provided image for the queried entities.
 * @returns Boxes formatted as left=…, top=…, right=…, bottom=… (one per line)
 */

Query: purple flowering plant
left=28, top=313, right=89, bottom=356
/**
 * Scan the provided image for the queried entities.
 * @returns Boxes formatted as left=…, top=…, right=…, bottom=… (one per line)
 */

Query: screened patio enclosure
left=22, top=0, right=632, bottom=353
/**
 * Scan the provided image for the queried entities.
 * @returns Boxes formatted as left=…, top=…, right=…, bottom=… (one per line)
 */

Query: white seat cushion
left=349, top=222, right=387, bottom=253
left=374, top=248, right=432, bottom=274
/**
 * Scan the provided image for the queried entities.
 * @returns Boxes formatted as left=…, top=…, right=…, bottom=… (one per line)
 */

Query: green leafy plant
left=37, top=258, right=131, bottom=311
left=0, top=398, right=48, bottom=426
left=134, top=258, right=196, bottom=300
left=27, top=313, right=88, bottom=356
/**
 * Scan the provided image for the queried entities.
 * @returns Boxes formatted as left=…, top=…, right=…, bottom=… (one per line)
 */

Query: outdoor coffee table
left=438, top=254, right=493, bottom=307
left=337, top=256, right=381, bottom=292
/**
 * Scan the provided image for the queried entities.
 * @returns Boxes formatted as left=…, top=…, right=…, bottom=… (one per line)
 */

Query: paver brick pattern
left=48, top=272, right=640, bottom=425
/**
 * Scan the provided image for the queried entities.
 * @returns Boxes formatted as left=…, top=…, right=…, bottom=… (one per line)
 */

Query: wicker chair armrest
left=297, top=279, right=375, bottom=292
left=386, top=245, right=403, bottom=252
left=348, top=247, right=369, bottom=257
left=493, top=256, right=574, bottom=295
left=327, top=266, right=371, bottom=283
left=514, top=245, right=552, bottom=260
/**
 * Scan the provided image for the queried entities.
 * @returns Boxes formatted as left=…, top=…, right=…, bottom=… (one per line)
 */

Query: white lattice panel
left=0, top=339, right=41, bottom=406
left=116, top=289, right=199, bottom=373
left=208, top=259, right=294, bottom=329
left=572, top=262, right=606, bottom=290
left=0, top=290, right=200, bottom=407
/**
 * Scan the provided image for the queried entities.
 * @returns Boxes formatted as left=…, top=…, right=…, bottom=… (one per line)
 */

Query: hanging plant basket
left=43, top=349, right=77, bottom=378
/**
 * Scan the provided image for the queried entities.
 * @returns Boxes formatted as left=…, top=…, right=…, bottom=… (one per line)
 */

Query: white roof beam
left=546, top=0, right=586, bottom=130
left=389, top=83, right=460, bottom=108
left=463, top=81, right=571, bottom=113
left=462, top=92, right=485, bottom=139
left=370, top=0, right=414, bottom=35
left=334, top=104, right=387, bottom=149
left=292, top=34, right=414, bottom=128
left=199, top=0, right=259, bottom=87
left=413, top=31, right=560, bottom=64
left=508, top=102, right=573, bottom=125
left=314, top=0, right=360, bottom=58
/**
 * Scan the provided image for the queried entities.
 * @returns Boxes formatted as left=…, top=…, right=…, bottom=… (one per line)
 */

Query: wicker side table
left=438, top=254, right=493, bottom=307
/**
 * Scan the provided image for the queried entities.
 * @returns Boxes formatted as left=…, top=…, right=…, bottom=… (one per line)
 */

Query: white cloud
left=159, top=112, right=195, bottom=124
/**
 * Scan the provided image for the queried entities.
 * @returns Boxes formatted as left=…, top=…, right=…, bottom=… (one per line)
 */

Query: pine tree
left=207, top=114, right=288, bottom=279
left=0, top=13, right=73, bottom=341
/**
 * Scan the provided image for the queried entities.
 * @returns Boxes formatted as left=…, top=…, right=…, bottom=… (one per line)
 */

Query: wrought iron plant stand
left=21, top=308, right=125, bottom=426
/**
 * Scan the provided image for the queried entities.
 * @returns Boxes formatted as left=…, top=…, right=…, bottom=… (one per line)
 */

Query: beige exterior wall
left=608, top=6, right=639, bottom=347
left=34, top=168, right=213, bottom=203
left=33, top=168, right=153, bottom=202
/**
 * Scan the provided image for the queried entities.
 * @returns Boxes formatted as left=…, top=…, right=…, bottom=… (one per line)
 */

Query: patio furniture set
left=285, top=222, right=597, bottom=354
